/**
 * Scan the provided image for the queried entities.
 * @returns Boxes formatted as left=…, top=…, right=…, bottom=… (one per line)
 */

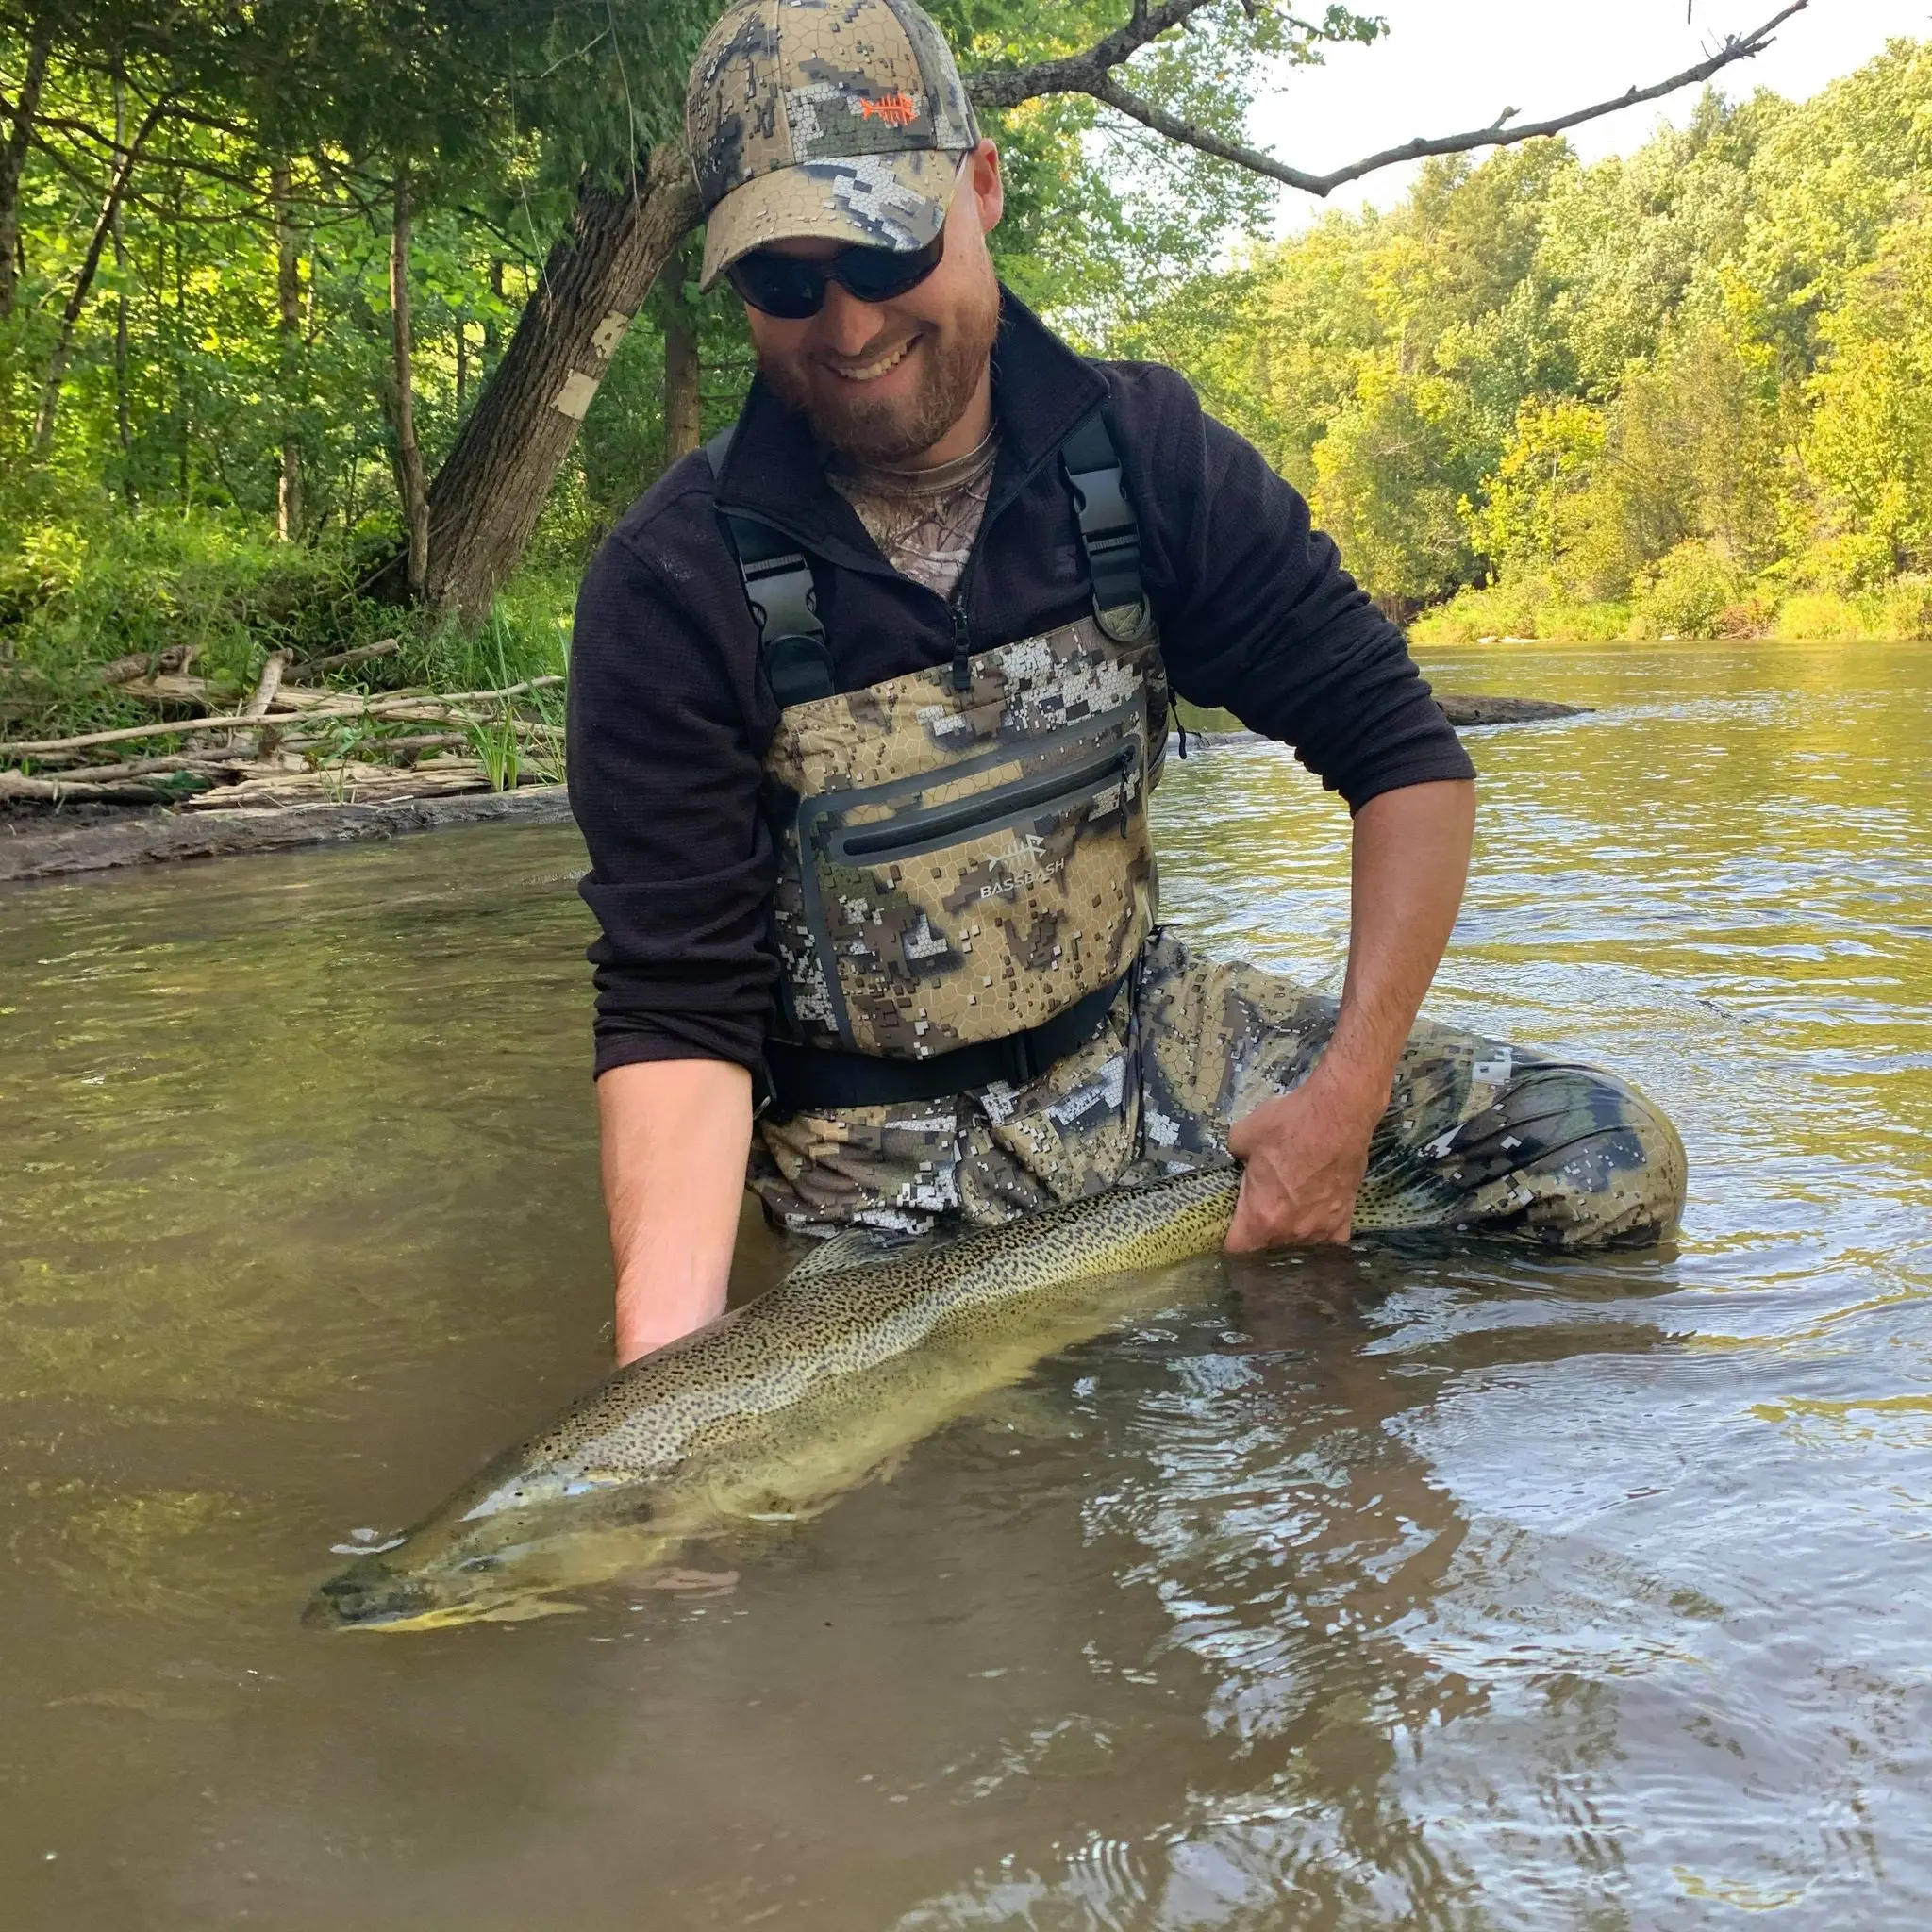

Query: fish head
left=306, top=1465, right=673, bottom=1632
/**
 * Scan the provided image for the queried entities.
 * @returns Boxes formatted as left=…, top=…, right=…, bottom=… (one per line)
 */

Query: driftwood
left=0, top=768, right=182, bottom=805
left=177, top=758, right=514, bottom=811
left=46, top=749, right=255, bottom=783
left=294, top=638, right=400, bottom=675
left=0, top=675, right=562, bottom=758
left=0, top=783, right=575, bottom=883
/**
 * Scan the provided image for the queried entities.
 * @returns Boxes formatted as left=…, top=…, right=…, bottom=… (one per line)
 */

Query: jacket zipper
left=949, top=597, right=973, bottom=691
left=836, top=741, right=1136, bottom=861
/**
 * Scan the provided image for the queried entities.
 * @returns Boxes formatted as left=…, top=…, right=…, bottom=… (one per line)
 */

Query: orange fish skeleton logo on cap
left=858, top=92, right=921, bottom=126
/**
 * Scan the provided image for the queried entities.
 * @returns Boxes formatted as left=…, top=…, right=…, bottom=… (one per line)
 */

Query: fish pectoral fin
left=558, top=1465, right=639, bottom=1498
left=969, top=1385, right=1085, bottom=1441
left=639, top=1566, right=741, bottom=1596
left=733, top=1493, right=844, bottom=1524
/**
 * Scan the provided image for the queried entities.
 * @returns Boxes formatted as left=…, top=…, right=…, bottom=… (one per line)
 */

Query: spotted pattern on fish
left=309, top=1168, right=1240, bottom=1630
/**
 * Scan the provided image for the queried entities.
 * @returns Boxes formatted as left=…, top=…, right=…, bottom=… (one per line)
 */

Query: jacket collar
left=711, top=285, right=1110, bottom=566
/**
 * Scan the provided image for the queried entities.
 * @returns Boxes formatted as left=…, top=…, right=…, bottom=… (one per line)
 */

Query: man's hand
left=1224, top=776, right=1475, bottom=1257
left=1225, top=1068, right=1385, bottom=1250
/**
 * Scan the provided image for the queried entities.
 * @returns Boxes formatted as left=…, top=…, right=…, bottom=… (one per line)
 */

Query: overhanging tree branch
left=972, top=0, right=1811, bottom=196
left=967, top=0, right=1217, bottom=113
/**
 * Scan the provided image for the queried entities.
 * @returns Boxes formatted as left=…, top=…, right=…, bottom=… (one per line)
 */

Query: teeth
left=832, top=338, right=916, bottom=383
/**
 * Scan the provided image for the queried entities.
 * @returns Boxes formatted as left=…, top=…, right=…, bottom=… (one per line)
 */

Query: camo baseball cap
left=686, top=0, right=980, bottom=292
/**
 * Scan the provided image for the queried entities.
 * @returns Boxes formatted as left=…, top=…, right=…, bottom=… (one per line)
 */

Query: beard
left=758, top=268, right=1001, bottom=466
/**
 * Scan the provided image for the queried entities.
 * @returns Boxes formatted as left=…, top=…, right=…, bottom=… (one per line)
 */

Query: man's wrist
left=1302, top=1041, right=1398, bottom=1132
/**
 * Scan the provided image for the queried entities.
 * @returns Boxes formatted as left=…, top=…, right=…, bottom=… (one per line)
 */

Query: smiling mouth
left=824, top=334, right=921, bottom=384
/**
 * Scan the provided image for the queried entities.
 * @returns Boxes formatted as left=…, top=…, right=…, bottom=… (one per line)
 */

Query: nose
left=811, top=281, right=888, bottom=358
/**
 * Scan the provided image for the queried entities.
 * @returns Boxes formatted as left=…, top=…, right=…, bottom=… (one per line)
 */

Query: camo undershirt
left=828, top=427, right=999, bottom=599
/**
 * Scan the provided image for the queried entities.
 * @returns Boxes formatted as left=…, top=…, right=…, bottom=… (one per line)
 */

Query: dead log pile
left=0, top=655, right=564, bottom=812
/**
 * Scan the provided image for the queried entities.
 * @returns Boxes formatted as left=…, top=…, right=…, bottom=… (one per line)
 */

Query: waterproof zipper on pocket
left=834, top=741, right=1138, bottom=864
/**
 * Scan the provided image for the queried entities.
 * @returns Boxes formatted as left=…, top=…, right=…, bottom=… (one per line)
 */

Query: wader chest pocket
left=791, top=715, right=1156, bottom=1059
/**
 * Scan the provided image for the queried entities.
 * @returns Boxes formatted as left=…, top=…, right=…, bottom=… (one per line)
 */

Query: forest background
left=3, top=0, right=1928, bottom=780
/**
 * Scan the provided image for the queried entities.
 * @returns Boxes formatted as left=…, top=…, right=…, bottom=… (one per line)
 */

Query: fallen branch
left=242, top=652, right=290, bottom=721
left=53, top=750, right=258, bottom=782
left=0, top=644, right=197, bottom=697
left=295, top=638, right=399, bottom=675
left=176, top=758, right=512, bottom=811
left=0, top=675, right=563, bottom=758
left=0, top=768, right=183, bottom=805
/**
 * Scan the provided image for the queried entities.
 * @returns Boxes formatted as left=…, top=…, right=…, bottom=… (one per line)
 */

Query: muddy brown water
left=3, top=641, right=1928, bottom=1929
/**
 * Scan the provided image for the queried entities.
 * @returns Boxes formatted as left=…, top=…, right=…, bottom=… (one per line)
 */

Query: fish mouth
left=305, top=1554, right=585, bottom=1633
left=305, top=1559, right=444, bottom=1631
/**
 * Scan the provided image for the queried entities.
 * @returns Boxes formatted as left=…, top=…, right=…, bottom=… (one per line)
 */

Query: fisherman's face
left=743, top=141, right=1004, bottom=466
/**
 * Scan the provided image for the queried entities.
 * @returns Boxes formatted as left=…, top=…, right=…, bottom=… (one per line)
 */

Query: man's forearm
left=598, top=1058, right=754, bottom=1365
left=1225, top=776, right=1474, bottom=1249
left=1315, top=776, right=1476, bottom=1113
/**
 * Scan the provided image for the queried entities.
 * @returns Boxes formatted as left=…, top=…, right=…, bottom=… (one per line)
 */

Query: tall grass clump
left=0, top=479, right=575, bottom=745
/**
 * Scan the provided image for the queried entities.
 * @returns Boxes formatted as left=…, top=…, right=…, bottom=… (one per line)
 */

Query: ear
left=968, top=138, right=1004, bottom=235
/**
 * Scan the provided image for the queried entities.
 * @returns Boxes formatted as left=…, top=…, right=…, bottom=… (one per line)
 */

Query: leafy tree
left=1312, top=362, right=1486, bottom=612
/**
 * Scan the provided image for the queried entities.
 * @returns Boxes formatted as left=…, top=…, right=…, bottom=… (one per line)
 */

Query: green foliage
left=1773, top=591, right=1868, bottom=642
left=1132, top=40, right=1932, bottom=639
left=1629, top=539, right=1743, bottom=640
left=1312, top=363, right=1486, bottom=609
left=7, top=5, right=1928, bottom=687
left=0, top=478, right=569, bottom=745
left=0, top=483, right=380, bottom=685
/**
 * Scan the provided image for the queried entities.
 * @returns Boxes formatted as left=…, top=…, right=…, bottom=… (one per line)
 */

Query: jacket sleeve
left=566, top=505, right=779, bottom=1078
left=1111, top=364, right=1475, bottom=809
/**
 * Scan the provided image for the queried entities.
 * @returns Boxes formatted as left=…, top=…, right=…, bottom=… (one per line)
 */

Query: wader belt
left=763, top=974, right=1124, bottom=1114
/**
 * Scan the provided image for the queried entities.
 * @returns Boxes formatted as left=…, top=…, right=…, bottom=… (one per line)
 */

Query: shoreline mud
left=1, top=783, right=575, bottom=884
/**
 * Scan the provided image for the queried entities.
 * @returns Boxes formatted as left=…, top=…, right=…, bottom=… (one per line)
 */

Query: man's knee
left=1460, top=1059, right=1688, bottom=1247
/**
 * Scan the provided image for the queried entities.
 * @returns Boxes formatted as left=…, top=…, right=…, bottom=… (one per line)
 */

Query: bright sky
left=1247, top=0, right=1929, bottom=230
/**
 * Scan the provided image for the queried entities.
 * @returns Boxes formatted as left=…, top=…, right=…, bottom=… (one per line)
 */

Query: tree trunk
left=111, top=67, right=131, bottom=467
left=660, top=235, right=702, bottom=464
left=0, top=13, right=53, bottom=319
left=32, top=93, right=167, bottom=454
left=482, top=258, right=504, bottom=370
left=272, top=161, right=304, bottom=540
left=389, top=158, right=428, bottom=596
left=393, top=145, right=700, bottom=619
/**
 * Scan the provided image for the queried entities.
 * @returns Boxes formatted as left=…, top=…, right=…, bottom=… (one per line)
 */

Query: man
left=568, top=0, right=1686, bottom=1366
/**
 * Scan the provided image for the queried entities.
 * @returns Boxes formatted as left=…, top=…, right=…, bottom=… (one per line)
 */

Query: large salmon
left=308, top=1167, right=1241, bottom=1629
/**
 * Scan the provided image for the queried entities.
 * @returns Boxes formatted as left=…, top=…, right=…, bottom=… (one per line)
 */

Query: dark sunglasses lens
left=835, top=234, right=943, bottom=303
left=727, top=253, right=825, bottom=319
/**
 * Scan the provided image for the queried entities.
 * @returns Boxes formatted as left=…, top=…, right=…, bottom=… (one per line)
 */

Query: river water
left=2, top=641, right=1927, bottom=1929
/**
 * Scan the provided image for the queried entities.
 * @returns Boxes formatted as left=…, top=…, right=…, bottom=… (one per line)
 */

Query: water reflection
left=2, top=642, right=1929, bottom=1928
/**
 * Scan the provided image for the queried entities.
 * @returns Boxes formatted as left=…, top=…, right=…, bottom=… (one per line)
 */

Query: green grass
left=0, top=485, right=574, bottom=752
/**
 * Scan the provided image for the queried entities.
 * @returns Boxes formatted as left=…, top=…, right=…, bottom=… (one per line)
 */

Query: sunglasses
left=726, top=225, right=948, bottom=320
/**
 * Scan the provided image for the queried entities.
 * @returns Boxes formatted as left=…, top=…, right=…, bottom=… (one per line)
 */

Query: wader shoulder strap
left=1060, top=408, right=1151, bottom=641
left=704, top=426, right=837, bottom=708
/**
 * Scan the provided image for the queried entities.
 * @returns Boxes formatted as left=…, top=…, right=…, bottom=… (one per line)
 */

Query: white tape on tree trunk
left=553, top=372, right=600, bottom=420
left=591, top=310, right=631, bottom=358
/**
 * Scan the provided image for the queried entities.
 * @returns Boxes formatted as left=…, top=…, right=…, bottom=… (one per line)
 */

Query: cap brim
left=699, top=148, right=966, bottom=291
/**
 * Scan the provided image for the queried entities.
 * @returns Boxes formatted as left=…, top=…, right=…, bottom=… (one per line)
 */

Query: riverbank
left=0, top=691, right=1584, bottom=883
left=1411, top=580, right=1932, bottom=648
